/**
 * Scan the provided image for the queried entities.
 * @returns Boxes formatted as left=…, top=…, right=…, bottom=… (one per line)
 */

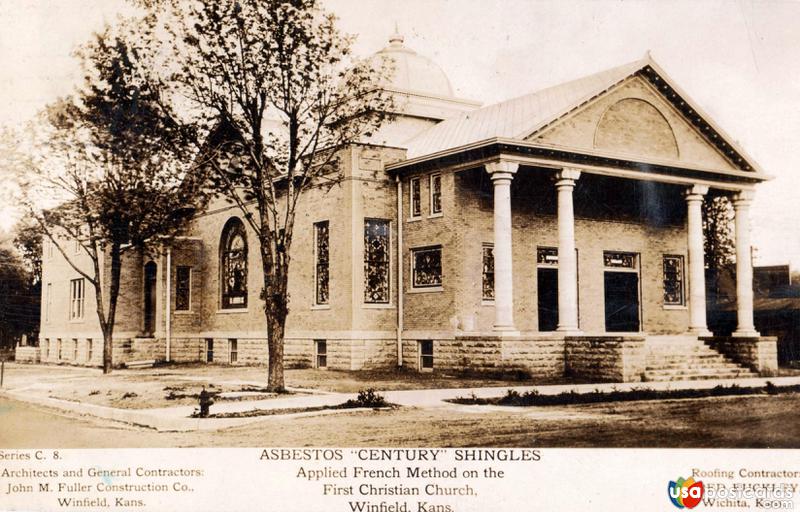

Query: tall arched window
left=220, top=218, right=248, bottom=309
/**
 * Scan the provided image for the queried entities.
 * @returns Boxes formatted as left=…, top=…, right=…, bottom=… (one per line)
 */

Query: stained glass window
left=364, top=219, right=391, bottom=303
left=413, top=246, right=442, bottom=288
left=663, top=255, right=685, bottom=306
left=482, top=245, right=494, bottom=300
left=314, top=221, right=330, bottom=305
left=410, top=178, right=421, bottom=218
left=430, top=173, right=442, bottom=214
left=221, top=218, right=248, bottom=309
left=537, top=247, right=559, bottom=266
left=175, top=266, right=191, bottom=311
left=603, top=251, right=637, bottom=269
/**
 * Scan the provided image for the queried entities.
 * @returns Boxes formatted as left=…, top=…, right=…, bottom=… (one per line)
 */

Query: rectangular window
left=663, top=255, right=685, bottom=306
left=603, top=251, right=637, bottom=269
left=74, top=239, right=81, bottom=254
left=482, top=244, right=494, bottom=301
left=229, top=338, right=238, bottom=364
left=57, top=339, right=62, bottom=360
left=69, top=278, right=85, bottom=320
left=175, top=266, right=192, bottom=311
left=315, top=340, right=327, bottom=369
left=419, top=340, right=434, bottom=370
left=87, top=339, right=93, bottom=361
left=205, top=338, right=214, bottom=363
left=314, top=221, right=330, bottom=305
left=537, top=247, right=559, bottom=266
left=45, top=283, right=52, bottom=323
left=364, top=219, right=391, bottom=303
left=412, top=246, right=442, bottom=288
left=430, top=173, right=442, bottom=215
left=73, top=339, right=78, bottom=360
left=409, top=178, right=421, bottom=218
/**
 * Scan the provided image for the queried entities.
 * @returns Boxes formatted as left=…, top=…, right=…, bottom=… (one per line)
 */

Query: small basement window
left=419, top=340, right=434, bottom=371
left=229, top=338, right=238, bottom=364
left=205, top=338, right=214, bottom=363
left=315, top=340, right=327, bottom=369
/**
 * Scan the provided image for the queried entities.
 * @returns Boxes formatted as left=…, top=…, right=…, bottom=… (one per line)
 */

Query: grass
left=7, top=363, right=577, bottom=410
left=449, top=382, right=800, bottom=407
left=5, top=393, right=800, bottom=448
left=193, top=388, right=394, bottom=419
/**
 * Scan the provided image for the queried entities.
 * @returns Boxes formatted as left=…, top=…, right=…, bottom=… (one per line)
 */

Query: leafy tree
left=133, top=0, right=393, bottom=390
left=12, top=218, right=43, bottom=286
left=0, top=240, right=39, bottom=351
left=703, top=195, right=736, bottom=303
left=9, top=23, right=209, bottom=373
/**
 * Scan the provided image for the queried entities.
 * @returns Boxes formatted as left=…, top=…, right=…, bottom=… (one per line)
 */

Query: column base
left=556, top=327, right=583, bottom=336
left=732, top=329, right=761, bottom=338
left=491, top=326, right=520, bottom=337
left=688, top=327, right=713, bottom=337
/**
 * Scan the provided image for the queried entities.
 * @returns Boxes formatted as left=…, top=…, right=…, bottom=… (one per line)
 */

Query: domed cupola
left=370, top=29, right=455, bottom=98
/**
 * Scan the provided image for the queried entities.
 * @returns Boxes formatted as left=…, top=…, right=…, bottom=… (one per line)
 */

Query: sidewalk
left=4, top=371, right=799, bottom=433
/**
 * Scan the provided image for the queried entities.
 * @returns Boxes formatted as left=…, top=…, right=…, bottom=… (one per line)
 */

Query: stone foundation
left=14, top=345, right=40, bottom=363
left=401, top=336, right=565, bottom=378
left=565, top=336, right=646, bottom=382
left=703, top=336, right=779, bottom=376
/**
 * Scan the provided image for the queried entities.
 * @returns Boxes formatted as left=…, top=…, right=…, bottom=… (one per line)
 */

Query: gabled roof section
left=403, top=54, right=762, bottom=174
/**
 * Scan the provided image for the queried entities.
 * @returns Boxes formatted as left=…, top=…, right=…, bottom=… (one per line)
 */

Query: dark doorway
left=537, top=268, right=559, bottom=331
left=604, top=272, right=640, bottom=332
left=143, top=262, right=157, bottom=336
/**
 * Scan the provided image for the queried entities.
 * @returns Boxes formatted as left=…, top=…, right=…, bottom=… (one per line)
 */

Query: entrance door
left=537, top=268, right=558, bottom=331
left=143, top=262, right=157, bottom=336
left=604, top=272, right=640, bottom=332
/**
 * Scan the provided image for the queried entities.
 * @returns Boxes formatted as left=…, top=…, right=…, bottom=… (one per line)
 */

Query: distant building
left=26, top=31, right=778, bottom=381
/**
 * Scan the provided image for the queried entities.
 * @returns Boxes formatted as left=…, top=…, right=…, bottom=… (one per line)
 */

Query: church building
left=26, top=31, right=778, bottom=382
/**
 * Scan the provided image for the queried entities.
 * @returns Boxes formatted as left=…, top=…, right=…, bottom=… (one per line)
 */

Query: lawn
left=3, top=363, right=575, bottom=409
left=2, top=393, right=798, bottom=448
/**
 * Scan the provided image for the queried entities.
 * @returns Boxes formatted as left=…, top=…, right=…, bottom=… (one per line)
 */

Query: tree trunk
left=101, top=243, right=123, bottom=374
left=266, top=312, right=286, bottom=392
left=261, top=237, right=289, bottom=392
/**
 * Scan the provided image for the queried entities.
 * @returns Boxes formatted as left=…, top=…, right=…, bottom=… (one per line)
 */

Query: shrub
left=343, top=388, right=387, bottom=408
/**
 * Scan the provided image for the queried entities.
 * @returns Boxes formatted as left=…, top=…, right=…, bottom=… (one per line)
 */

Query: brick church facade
left=25, top=32, right=779, bottom=382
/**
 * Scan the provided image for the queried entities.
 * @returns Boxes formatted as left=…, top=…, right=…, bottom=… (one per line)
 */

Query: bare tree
left=7, top=23, right=209, bottom=373
left=133, top=0, right=393, bottom=390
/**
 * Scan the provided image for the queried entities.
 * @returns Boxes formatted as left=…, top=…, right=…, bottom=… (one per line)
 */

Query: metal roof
left=402, top=54, right=764, bottom=176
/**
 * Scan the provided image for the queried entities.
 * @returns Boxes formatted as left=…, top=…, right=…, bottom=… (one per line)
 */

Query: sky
left=0, top=0, right=798, bottom=267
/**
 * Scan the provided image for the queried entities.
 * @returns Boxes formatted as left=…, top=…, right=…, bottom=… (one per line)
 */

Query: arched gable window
left=220, top=218, right=248, bottom=309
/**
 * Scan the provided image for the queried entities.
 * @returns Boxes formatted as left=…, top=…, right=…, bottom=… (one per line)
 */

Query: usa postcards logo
left=668, top=477, right=705, bottom=509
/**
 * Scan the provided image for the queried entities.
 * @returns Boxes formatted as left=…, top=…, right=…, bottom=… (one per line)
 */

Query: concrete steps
left=643, top=335, right=758, bottom=382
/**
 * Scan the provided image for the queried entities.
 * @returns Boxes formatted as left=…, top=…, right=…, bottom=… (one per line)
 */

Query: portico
left=477, top=155, right=761, bottom=339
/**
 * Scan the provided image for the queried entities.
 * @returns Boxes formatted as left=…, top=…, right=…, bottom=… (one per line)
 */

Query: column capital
left=684, top=184, right=709, bottom=201
left=733, top=189, right=755, bottom=207
left=555, top=168, right=581, bottom=190
left=486, top=160, right=519, bottom=181
left=557, top=167, right=581, bottom=181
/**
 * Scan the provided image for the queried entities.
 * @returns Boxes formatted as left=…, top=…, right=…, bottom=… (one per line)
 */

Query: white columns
left=556, top=168, right=581, bottom=334
left=486, top=160, right=519, bottom=334
left=733, top=190, right=759, bottom=337
left=685, top=185, right=711, bottom=336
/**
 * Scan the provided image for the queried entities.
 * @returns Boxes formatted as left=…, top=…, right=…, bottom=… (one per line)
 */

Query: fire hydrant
left=198, top=387, right=214, bottom=418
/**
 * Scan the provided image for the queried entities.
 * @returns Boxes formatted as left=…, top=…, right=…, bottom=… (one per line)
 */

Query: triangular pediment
left=526, top=67, right=750, bottom=172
